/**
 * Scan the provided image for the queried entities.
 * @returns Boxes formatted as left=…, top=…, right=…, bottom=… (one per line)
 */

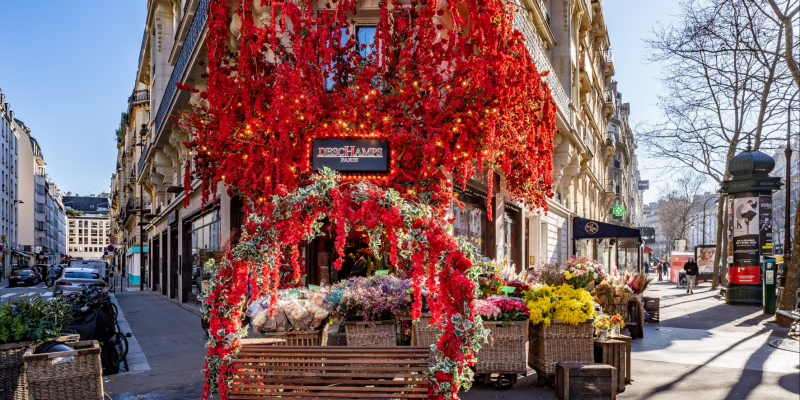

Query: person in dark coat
left=350, top=254, right=368, bottom=278
left=684, top=257, right=699, bottom=294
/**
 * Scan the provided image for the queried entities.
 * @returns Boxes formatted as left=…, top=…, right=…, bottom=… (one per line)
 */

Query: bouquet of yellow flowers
left=593, top=317, right=612, bottom=331
left=523, top=284, right=595, bottom=327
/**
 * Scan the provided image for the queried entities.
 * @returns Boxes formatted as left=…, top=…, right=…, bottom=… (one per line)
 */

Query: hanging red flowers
left=179, top=1, right=558, bottom=399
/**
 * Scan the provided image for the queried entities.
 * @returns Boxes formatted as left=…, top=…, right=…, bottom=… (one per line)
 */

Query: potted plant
left=472, top=295, right=530, bottom=386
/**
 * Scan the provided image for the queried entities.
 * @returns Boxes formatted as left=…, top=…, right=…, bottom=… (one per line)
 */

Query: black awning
left=573, top=217, right=642, bottom=242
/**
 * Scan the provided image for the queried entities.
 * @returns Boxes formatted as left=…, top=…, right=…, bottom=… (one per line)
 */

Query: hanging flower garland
left=180, top=0, right=557, bottom=218
left=200, top=169, right=488, bottom=399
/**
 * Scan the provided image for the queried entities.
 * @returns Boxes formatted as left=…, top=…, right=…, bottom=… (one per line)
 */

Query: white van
left=69, top=259, right=108, bottom=282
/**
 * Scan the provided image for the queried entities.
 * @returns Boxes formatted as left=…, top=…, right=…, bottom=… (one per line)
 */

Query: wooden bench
left=776, top=310, right=800, bottom=333
left=230, top=345, right=432, bottom=399
left=555, top=363, right=617, bottom=400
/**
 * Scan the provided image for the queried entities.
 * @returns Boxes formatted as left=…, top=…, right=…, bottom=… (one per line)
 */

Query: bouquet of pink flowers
left=476, top=296, right=530, bottom=322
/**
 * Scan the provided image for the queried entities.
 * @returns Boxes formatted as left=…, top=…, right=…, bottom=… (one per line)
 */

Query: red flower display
left=179, top=1, right=557, bottom=399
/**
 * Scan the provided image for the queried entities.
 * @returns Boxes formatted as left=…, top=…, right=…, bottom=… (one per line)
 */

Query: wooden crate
left=594, top=340, right=626, bottom=392
left=22, top=340, right=103, bottom=400
left=643, top=297, right=660, bottom=323
left=555, top=363, right=617, bottom=400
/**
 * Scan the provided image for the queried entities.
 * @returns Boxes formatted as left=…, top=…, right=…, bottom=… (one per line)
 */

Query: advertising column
left=731, top=195, right=760, bottom=284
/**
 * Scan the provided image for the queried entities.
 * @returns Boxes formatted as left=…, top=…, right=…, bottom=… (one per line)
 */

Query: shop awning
left=573, top=217, right=642, bottom=243
left=643, top=245, right=653, bottom=253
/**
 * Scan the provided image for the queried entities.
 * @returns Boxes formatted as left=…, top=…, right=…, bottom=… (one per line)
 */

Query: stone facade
left=0, top=90, right=21, bottom=275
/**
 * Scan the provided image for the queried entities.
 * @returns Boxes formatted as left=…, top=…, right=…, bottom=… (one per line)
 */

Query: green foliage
left=0, top=297, right=73, bottom=344
left=115, top=112, right=128, bottom=139
left=66, top=209, right=84, bottom=217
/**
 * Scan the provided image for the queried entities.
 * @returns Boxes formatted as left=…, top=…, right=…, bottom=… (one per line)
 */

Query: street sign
left=612, top=205, right=626, bottom=217
left=107, top=245, right=115, bottom=253
left=1, top=235, right=6, bottom=243
left=638, top=180, right=649, bottom=190
left=38, top=251, right=45, bottom=256
left=0, top=244, right=5, bottom=252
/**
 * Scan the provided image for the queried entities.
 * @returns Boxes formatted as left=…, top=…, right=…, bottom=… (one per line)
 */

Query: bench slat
left=232, top=384, right=428, bottom=392
left=234, top=358, right=428, bottom=365
left=232, top=371, right=423, bottom=379
left=232, top=365, right=428, bottom=372
left=233, top=378, right=426, bottom=385
left=229, top=392, right=427, bottom=399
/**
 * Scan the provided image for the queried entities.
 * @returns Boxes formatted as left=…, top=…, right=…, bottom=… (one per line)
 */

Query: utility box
left=762, top=259, right=777, bottom=314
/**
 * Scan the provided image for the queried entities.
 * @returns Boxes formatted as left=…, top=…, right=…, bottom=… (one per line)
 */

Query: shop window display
left=190, top=210, right=220, bottom=303
left=453, top=194, right=489, bottom=257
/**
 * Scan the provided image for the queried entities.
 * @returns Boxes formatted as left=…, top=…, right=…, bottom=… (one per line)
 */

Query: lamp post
left=135, top=124, right=149, bottom=291
left=785, top=92, right=797, bottom=261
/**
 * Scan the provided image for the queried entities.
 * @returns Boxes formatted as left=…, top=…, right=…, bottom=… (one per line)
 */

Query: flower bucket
left=343, top=320, right=397, bottom=347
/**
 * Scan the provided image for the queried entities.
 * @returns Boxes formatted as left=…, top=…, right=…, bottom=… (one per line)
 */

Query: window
left=324, top=28, right=349, bottom=91
left=452, top=194, right=489, bottom=257
left=36, top=202, right=45, bottom=213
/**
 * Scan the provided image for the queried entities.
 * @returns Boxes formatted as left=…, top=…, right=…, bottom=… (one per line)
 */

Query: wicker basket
left=643, top=297, right=660, bottom=322
left=528, top=319, right=594, bottom=377
left=412, top=315, right=442, bottom=348
left=0, top=335, right=80, bottom=400
left=0, top=341, right=34, bottom=400
left=23, top=340, right=103, bottom=400
left=261, top=324, right=329, bottom=346
left=474, top=321, right=528, bottom=375
left=343, top=320, right=397, bottom=347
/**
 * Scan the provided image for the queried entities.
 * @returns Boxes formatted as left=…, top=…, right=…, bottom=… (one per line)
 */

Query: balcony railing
left=129, top=89, right=150, bottom=106
left=137, top=30, right=146, bottom=68
left=155, top=0, right=209, bottom=142
left=138, top=142, right=148, bottom=175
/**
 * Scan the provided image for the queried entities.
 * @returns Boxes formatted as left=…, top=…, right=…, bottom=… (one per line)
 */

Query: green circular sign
left=612, top=205, right=626, bottom=217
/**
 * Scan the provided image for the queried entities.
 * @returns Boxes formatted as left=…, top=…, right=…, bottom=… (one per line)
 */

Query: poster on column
left=732, top=196, right=760, bottom=284
left=759, top=195, right=773, bottom=257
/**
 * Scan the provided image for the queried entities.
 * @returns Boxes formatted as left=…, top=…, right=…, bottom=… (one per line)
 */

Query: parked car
left=69, top=260, right=109, bottom=283
left=53, top=268, right=107, bottom=295
left=9, top=269, right=40, bottom=287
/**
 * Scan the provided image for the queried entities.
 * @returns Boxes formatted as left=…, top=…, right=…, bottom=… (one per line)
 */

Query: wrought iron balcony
left=129, top=90, right=150, bottom=106
left=138, top=142, right=148, bottom=175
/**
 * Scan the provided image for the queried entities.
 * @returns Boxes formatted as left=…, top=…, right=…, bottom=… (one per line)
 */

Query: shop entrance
left=305, top=224, right=389, bottom=286
left=150, top=237, right=159, bottom=292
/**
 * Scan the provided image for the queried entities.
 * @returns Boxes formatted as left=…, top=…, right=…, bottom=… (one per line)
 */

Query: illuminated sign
left=612, top=205, right=626, bottom=217
left=312, top=138, right=388, bottom=171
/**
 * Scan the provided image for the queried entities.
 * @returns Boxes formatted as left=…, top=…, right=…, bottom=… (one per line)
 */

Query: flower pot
left=529, top=319, right=594, bottom=378
left=597, top=330, right=609, bottom=342
left=474, top=320, right=528, bottom=375
left=611, top=325, right=620, bottom=338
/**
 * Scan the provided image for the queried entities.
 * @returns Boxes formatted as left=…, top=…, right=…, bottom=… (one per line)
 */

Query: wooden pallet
left=230, top=345, right=431, bottom=399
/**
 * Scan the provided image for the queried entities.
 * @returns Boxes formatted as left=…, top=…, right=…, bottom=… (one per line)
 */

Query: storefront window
left=453, top=194, right=489, bottom=257
left=504, top=210, right=519, bottom=269
left=190, top=210, right=221, bottom=303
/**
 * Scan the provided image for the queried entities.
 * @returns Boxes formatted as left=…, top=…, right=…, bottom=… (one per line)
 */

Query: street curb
left=108, top=293, right=151, bottom=378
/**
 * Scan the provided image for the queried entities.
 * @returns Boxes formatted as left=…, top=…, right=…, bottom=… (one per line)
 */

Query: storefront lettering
left=312, top=138, right=389, bottom=171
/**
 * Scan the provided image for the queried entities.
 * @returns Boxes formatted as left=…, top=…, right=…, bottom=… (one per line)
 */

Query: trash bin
left=677, top=271, right=687, bottom=288
left=762, top=259, right=777, bottom=314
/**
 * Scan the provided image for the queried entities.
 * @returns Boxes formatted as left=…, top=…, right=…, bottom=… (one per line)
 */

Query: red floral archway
left=181, top=1, right=558, bottom=398
left=201, top=170, right=487, bottom=399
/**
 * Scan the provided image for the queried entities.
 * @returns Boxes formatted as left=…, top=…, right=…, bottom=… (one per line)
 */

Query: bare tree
left=657, top=174, right=707, bottom=254
left=642, top=0, right=795, bottom=290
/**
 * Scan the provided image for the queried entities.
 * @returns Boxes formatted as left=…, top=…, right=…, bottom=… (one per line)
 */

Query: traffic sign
left=107, top=245, right=115, bottom=253
left=0, top=244, right=4, bottom=252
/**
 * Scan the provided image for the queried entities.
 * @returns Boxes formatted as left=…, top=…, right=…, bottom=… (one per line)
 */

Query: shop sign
left=612, top=205, right=625, bottom=217
left=312, top=138, right=388, bottom=171
left=638, top=180, right=649, bottom=190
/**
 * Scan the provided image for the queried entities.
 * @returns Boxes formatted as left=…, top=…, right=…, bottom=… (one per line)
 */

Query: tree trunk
left=721, top=197, right=730, bottom=287
left=712, top=195, right=725, bottom=290
left=777, top=194, right=800, bottom=324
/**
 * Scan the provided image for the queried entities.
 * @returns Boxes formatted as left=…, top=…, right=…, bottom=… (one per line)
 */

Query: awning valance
left=573, top=217, right=642, bottom=243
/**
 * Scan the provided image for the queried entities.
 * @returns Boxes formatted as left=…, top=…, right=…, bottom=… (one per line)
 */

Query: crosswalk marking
left=42, top=292, right=53, bottom=297
left=0, top=294, right=13, bottom=299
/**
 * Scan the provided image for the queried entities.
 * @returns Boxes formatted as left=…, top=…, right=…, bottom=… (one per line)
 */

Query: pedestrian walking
left=684, top=257, right=699, bottom=294
left=46, top=265, right=59, bottom=288
left=657, top=258, right=665, bottom=282
left=644, top=260, right=651, bottom=275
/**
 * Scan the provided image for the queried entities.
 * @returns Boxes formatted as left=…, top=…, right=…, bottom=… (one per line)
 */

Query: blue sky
left=0, top=1, right=146, bottom=196
left=0, top=1, right=676, bottom=201
left=605, top=0, right=683, bottom=203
